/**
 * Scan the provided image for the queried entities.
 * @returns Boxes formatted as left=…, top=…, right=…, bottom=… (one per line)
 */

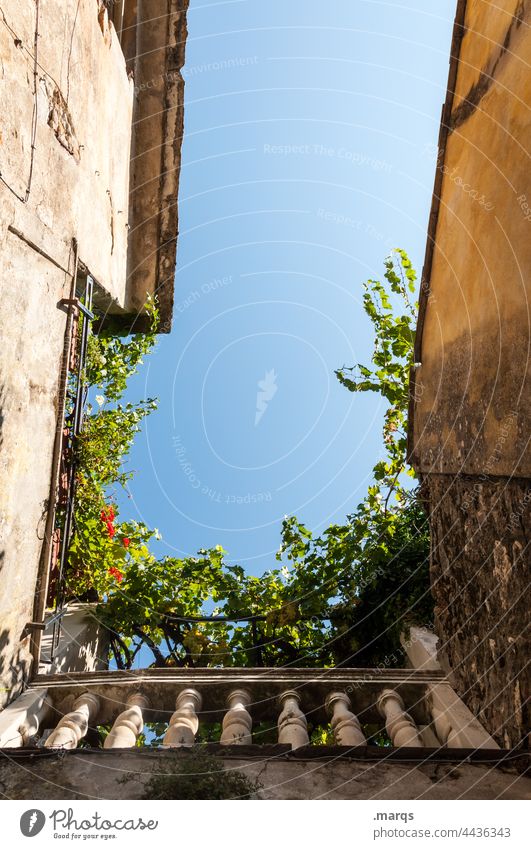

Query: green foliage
left=66, top=300, right=160, bottom=599
left=98, top=544, right=337, bottom=668
left=335, top=248, right=417, bottom=497
left=140, top=751, right=262, bottom=800
left=328, top=498, right=431, bottom=666
left=136, top=722, right=167, bottom=748
left=85, top=297, right=160, bottom=401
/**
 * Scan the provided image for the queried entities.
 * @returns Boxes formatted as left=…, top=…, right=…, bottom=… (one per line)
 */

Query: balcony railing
left=0, top=666, right=499, bottom=751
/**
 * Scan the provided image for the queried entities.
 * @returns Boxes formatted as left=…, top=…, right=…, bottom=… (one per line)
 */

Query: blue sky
left=119, top=0, right=456, bottom=575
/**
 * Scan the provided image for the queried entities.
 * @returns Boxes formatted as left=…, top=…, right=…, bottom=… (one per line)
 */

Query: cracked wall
left=0, top=0, right=134, bottom=707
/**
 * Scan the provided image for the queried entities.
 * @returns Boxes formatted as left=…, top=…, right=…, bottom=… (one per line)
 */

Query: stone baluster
left=418, top=724, right=443, bottom=747
left=326, top=691, right=366, bottom=746
left=427, top=683, right=499, bottom=749
left=220, top=689, right=253, bottom=745
left=44, top=692, right=100, bottom=749
left=400, top=626, right=499, bottom=749
left=163, top=688, right=202, bottom=748
left=377, top=689, right=422, bottom=747
left=429, top=696, right=453, bottom=747
left=0, top=689, right=51, bottom=748
left=278, top=690, right=309, bottom=749
left=104, top=693, right=150, bottom=749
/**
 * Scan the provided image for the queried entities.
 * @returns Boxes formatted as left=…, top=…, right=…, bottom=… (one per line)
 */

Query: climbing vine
left=279, top=248, right=432, bottom=664
left=67, top=298, right=160, bottom=599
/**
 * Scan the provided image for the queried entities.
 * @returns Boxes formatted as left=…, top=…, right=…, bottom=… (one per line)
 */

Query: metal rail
left=44, top=276, right=94, bottom=662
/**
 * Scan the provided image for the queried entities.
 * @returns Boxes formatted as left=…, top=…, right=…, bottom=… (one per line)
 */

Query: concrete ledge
left=0, top=746, right=528, bottom=800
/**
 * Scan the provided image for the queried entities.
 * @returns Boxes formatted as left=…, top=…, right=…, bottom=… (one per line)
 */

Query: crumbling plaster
left=0, top=235, right=70, bottom=708
left=0, top=748, right=528, bottom=800
left=1, top=0, right=134, bottom=304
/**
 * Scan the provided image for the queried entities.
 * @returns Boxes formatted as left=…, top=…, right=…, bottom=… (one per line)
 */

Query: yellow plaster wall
left=412, top=0, right=531, bottom=476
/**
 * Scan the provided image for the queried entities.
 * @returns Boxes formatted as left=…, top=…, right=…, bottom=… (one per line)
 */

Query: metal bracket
left=59, top=297, right=95, bottom=320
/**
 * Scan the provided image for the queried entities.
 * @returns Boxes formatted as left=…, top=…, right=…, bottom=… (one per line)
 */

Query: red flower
left=123, top=538, right=130, bottom=548
left=100, top=507, right=117, bottom=539
left=108, top=566, right=123, bottom=583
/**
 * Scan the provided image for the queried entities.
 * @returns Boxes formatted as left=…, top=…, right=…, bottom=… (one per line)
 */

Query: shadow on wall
left=0, top=626, right=33, bottom=710
left=0, top=380, right=32, bottom=705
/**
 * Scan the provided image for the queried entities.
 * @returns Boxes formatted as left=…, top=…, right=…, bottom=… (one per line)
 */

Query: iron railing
left=44, top=276, right=94, bottom=661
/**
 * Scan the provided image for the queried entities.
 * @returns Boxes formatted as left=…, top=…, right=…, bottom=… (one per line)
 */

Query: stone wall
left=0, top=247, right=69, bottom=707
left=0, top=1, right=189, bottom=706
left=408, top=1, right=530, bottom=747
left=424, top=475, right=529, bottom=749
left=1, top=0, right=134, bottom=305
left=0, top=747, right=528, bottom=800
left=0, top=0, right=130, bottom=707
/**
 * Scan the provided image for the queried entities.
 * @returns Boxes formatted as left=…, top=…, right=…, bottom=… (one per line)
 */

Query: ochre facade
left=409, top=0, right=530, bottom=747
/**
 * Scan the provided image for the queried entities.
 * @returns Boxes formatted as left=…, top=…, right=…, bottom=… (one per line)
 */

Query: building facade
left=409, top=0, right=530, bottom=748
left=0, top=0, right=189, bottom=705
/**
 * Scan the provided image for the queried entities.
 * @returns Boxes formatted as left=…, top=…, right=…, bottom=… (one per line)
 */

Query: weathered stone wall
left=0, top=0, right=132, bottom=707
left=424, top=475, right=529, bottom=749
left=409, top=2, right=531, bottom=747
left=0, top=241, right=71, bottom=708
left=125, top=0, right=190, bottom=331
left=1, top=0, right=134, bottom=304
left=0, top=748, right=528, bottom=800
left=0, top=2, right=189, bottom=710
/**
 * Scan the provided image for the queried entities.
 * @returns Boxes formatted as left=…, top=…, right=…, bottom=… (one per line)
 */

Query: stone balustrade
left=0, top=666, right=499, bottom=751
